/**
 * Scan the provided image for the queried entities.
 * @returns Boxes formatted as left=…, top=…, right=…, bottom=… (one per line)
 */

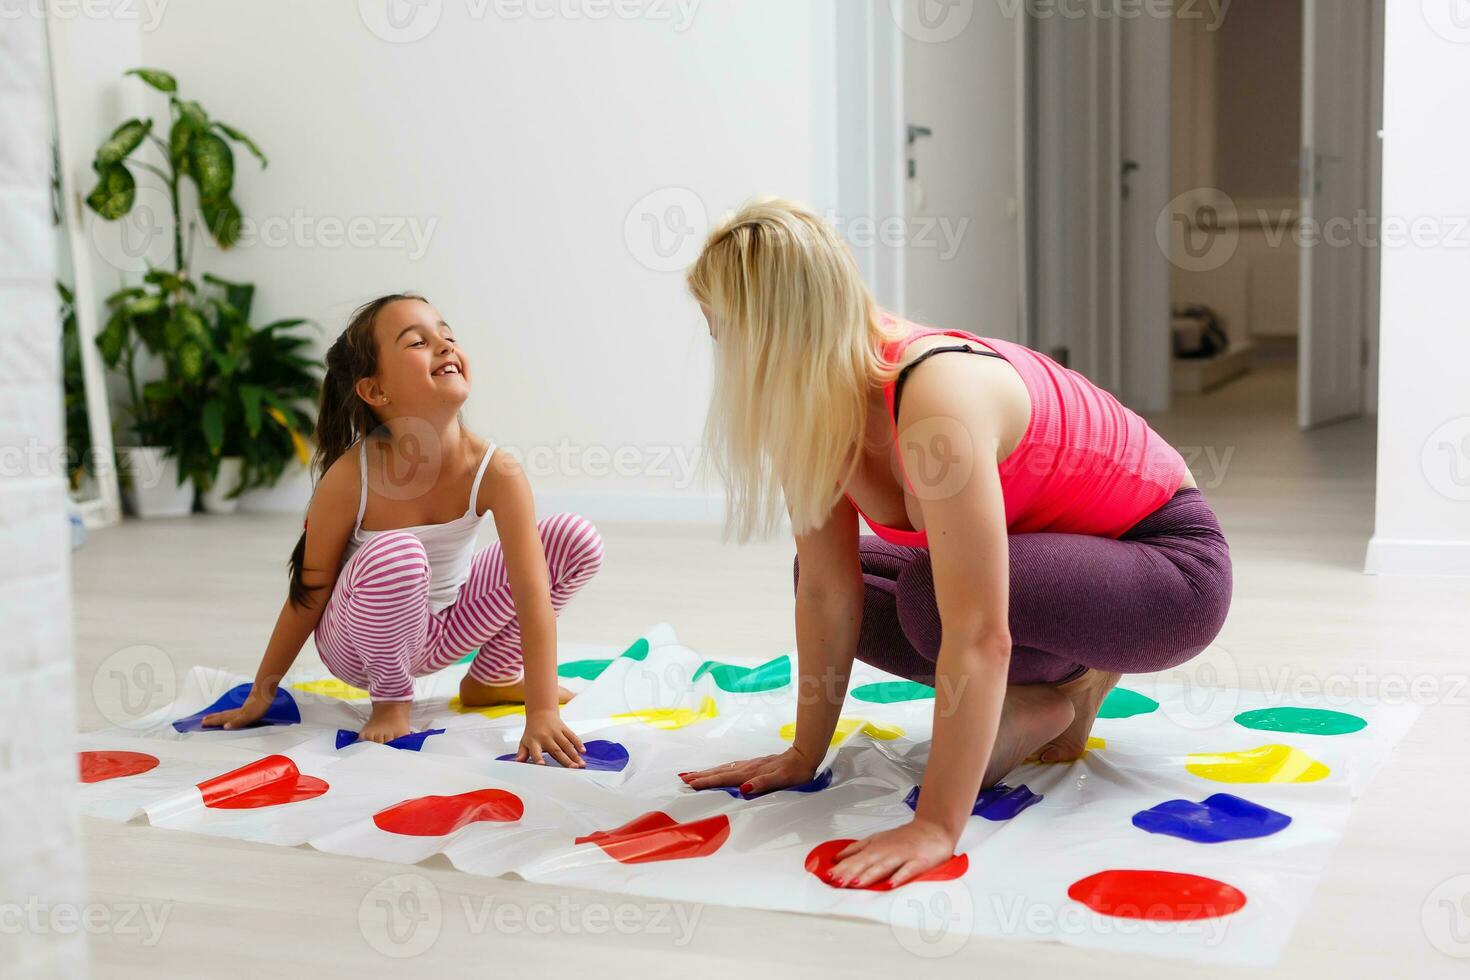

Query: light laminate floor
left=70, top=357, right=1470, bottom=978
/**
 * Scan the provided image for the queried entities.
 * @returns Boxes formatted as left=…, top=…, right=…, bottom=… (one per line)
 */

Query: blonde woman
left=679, top=199, right=1231, bottom=888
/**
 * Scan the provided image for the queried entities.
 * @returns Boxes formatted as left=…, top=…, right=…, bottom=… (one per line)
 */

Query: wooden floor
left=72, top=357, right=1470, bottom=978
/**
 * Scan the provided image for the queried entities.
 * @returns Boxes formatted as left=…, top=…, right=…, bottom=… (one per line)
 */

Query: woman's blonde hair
left=688, top=197, right=903, bottom=541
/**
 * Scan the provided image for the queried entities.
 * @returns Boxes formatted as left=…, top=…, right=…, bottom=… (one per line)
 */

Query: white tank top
left=340, top=438, right=496, bottom=614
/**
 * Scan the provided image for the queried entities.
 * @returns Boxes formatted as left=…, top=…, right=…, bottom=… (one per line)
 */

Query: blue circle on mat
left=906, top=782, right=1043, bottom=821
left=173, top=683, right=301, bottom=733
left=699, top=768, right=834, bottom=799
left=1132, top=792, right=1292, bottom=843
left=335, top=728, right=445, bottom=751
left=496, top=739, right=630, bottom=772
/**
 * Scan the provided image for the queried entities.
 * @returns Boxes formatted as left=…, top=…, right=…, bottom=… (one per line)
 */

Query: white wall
left=0, top=13, right=89, bottom=978
left=115, top=0, right=836, bottom=521
left=1365, top=2, right=1470, bottom=576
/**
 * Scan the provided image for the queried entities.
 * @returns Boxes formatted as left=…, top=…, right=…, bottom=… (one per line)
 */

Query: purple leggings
left=795, top=487, right=1232, bottom=685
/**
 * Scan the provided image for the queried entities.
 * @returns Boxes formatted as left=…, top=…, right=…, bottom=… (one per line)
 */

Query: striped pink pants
left=313, top=513, right=603, bottom=701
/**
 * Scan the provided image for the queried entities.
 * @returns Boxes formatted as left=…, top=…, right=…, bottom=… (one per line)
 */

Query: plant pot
left=199, top=457, right=244, bottom=514
left=118, top=446, right=194, bottom=518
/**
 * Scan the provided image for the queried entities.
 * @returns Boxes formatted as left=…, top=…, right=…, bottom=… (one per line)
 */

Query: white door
left=1299, top=0, right=1374, bottom=428
left=897, top=0, right=1024, bottom=341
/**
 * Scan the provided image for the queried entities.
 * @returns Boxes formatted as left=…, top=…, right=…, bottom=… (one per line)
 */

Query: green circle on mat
left=693, top=655, right=790, bottom=694
left=1234, top=707, right=1367, bottom=736
left=1097, top=687, right=1160, bottom=719
left=850, top=680, right=936, bottom=704
left=620, top=637, right=651, bottom=661
left=558, top=659, right=612, bottom=680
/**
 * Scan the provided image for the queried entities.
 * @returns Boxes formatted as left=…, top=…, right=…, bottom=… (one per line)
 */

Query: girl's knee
left=347, top=531, right=430, bottom=591
left=543, top=512, right=604, bottom=580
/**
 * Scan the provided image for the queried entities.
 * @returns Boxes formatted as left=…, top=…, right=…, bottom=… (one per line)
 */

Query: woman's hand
left=518, top=710, right=585, bottom=767
left=201, top=688, right=273, bottom=730
left=825, top=817, right=959, bottom=888
left=679, top=746, right=819, bottom=796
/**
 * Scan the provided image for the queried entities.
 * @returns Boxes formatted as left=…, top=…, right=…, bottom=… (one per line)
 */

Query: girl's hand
left=201, top=688, right=273, bottom=730
left=518, top=711, right=585, bottom=767
left=679, top=746, right=819, bottom=796
left=826, top=818, right=959, bottom=888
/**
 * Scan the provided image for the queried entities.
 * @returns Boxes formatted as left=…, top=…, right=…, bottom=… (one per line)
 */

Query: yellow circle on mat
left=612, top=696, right=718, bottom=730
left=780, top=717, right=905, bottom=746
left=1031, top=735, right=1105, bottom=762
left=448, top=697, right=527, bottom=720
left=292, top=678, right=371, bottom=700
left=1186, top=743, right=1330, bottom=784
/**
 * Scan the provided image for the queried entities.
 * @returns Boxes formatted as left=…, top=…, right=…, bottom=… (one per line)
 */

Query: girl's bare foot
left=360, top=701, right=413, bottom=743
left=459, top=676, right=575, bottom=708
left=1031, top=668, right=1121, bottom=763
left=982, top=684, right=1075, bottom=788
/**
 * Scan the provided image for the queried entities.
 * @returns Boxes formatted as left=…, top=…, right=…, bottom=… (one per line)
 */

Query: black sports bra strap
left=893, top=345, right=1006, bottom=419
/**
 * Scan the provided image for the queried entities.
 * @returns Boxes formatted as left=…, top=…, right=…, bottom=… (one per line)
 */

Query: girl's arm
left=827, top=355, right=1014, bottom=887
left=479, top=451, right=585, bottom=766
left=203, top=457, right=358, bottom=728
left=682, top=498, right=861, bottom=794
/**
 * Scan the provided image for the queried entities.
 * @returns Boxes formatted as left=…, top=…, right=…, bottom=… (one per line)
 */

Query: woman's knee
left=893, top=553, right=943, bottom=662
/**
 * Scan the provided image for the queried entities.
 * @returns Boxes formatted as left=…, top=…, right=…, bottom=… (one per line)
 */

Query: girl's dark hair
left=287, top=293, right=426, bottom=607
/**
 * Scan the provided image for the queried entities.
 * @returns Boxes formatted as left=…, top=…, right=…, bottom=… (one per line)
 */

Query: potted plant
left=85, top=67, right=316, bottom=516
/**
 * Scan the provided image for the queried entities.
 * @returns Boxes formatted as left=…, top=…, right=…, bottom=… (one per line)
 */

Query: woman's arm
left=203, top=457, right=358, bottom=728
left=827, top=354, right=1014, bottom=887
left=682, top=497, right=861, bottom=794
left=479, top=451, right=585, bottom=766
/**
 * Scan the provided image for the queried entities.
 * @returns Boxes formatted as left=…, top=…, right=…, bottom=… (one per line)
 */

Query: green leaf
left=199, top=196, right=243, bottom=248
left=126, top=68, right=177, bottom=93
left=57, top=281, right=75, bottom=305
left=96, top=118, right=152, bottom=166
left=240, top=384, right=264, bottom=436
left=96, top=313, right=128, bottom=366
left=202, top=399, right=225, bottom=453
left=176, top=99, right=209, bottom=130
left=177, top=341, right=204, bottom=381
left=124, top=293, right=164, bottom=317
left=215, top=122, right=267, bottom=168
left=85, top=163, right=135, bottom=219
left=203, top=273, right=254, bottom=318
left=188, top=133, right=234, bottom=200
left=166, top=304, right=207, bottom=350
left=104, top=285, right=145, bottom=306
left=168, top=118, right=192, bottom=167
left=143, top=379, right=174, bottom=402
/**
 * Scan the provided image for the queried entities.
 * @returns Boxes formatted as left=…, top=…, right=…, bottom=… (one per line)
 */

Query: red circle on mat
left=575, top=811, right=731, bottom=864
left=1067, top=869, right=1247, bottom=920
left=373, top=789, right=525, bottom=836
left=198, top=755, right=330, bottom=810
left=804, top=839, right=970, bottom=891
left=79, top=750, right=159, bottom=784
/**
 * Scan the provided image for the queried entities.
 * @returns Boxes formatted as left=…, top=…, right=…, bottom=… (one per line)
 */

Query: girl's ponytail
left=287, top=293, right=425, bottom=607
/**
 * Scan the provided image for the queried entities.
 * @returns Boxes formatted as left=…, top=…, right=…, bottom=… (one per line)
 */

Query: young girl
left=203, top=294, right=603, bottom=765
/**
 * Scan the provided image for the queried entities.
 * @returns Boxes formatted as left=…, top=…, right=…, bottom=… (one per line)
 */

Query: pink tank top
left=848, top=327, right=1187, bottom=546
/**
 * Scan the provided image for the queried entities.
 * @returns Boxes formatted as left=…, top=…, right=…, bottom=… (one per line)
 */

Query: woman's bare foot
left=360, top=701, right=413, bottom=743
left=982, top=684, right=1075, bottom=788
left=459, top=676, right=575, bottom=708
left=1031, top=668, right=1121, bottom=763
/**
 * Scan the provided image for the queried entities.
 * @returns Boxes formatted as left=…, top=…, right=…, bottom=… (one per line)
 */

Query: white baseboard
left=1364, top=536, right=1470, bottom=576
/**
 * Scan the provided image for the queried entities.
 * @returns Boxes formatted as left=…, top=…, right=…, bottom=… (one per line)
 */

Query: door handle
left=907, top=124, right=933, bottom=179
left=1121, top=159, right=1140, bottom=199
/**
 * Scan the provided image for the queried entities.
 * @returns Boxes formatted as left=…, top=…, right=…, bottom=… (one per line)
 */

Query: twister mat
left=77, top=624, right=1419, bottom=964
